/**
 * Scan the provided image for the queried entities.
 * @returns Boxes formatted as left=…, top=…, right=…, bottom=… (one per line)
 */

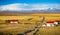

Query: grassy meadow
left=0, top=13, right=60, bottom=35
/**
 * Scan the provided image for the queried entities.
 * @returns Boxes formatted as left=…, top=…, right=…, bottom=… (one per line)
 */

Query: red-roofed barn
left=46, top=21, right=54, bottom=26
left=9, top=20, right=18, bottom=24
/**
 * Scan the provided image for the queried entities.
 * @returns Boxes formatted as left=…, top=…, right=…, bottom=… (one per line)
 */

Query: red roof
left=46, top=21, right=55, bottom=24
left=46, top=21, right=54, bottom=23
left=9, top=20, right=18, bottom=22
left=56, top=20, right=60, bottom=22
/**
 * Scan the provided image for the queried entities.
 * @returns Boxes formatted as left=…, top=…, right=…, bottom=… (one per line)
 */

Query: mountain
left=38, top=8, right=60, bottom=12
left=0, top=7, right=60, bottom=12
left=0, top=3, right=60, bottom=12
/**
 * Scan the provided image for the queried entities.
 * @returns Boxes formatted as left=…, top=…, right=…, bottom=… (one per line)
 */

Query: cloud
left=0, top=3, right=60, bottom=11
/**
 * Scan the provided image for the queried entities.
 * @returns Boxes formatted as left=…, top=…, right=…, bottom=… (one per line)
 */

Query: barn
left=46, top=21, right=55, bottom=26
left=9, top=20, right=19, bottom=24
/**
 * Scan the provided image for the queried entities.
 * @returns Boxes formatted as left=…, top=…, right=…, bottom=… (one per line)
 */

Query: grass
left=0, top=23, right=60, bottom=35
left=38, top=25, right=60, bottom=35
left=0, top=23, right=36, bottom=34
left=0, top=13, right=60, bottom=35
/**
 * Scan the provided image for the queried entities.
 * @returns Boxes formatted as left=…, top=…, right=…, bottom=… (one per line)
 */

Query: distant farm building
left=46, top=20, right=60, bottom=27
left=9, top=20, right=18, bottom=24
left=46, top=21, right=55, bottom=27
left=56, top=20, right=60, bottom=24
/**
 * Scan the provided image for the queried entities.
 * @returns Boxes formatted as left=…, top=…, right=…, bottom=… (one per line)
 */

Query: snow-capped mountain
left=47, top=8, right=60, bottom=11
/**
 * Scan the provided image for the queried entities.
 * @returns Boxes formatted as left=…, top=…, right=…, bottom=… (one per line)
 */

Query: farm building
left=56, top=20, right=60, bottom=24
left=46, top=20, right=60, bottom=27
left=46, top=21, right=55, bottom=27
left=9, top=20, right=19, bottom=24
left=42, top=20, right=60, bottom=27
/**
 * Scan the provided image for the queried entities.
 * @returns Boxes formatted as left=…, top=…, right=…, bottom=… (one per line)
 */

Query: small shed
left=46, top=21, right=54, bottom=27
left=42, top=24, right=46, bottom=27
left=9, top=20, right=18, bottom=24
left=56, top=20, right=60, bottom=24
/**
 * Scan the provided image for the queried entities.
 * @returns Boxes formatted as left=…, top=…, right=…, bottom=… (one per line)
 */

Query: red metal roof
left=9, top=20, right=18, bottom=22
left=46, top=21, right=54, bottom=23
left=56, top=20, right=60, bottom=22
left=46, top=21, right=56, bottom=24
left=46, top=23, right=54, bottom=24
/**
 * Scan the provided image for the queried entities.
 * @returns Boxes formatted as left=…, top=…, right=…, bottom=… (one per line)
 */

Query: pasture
left=0, top=24, right=60, bottom=35
left=0, top=13, right=60, bottom=35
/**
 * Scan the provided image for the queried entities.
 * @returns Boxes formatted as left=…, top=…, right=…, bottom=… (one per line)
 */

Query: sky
left=0, top=0, right=60, bottom=11
left=0, top=0, right=60, bottom=5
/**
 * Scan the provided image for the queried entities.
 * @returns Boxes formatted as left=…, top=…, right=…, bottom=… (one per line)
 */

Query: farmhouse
left=46, top=21, right=55, bottom=27
left=46, top=20, right=60, bottom=27
left=9, top=20, right=18, bottom=24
